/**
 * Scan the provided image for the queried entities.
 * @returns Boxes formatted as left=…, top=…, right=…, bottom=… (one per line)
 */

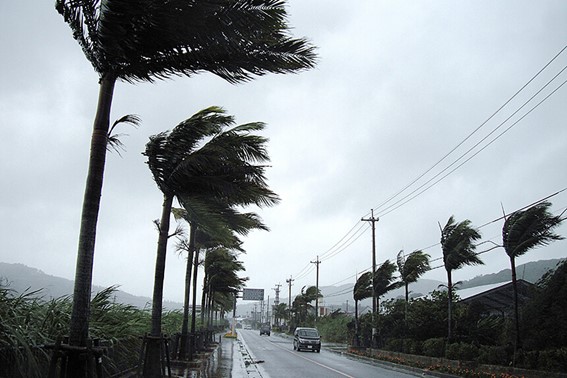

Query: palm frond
left=107, top=114, right=141, bottom=155
left=503, top=201, right=564, bottom=259
left=56, top=0, right=317, bottom=83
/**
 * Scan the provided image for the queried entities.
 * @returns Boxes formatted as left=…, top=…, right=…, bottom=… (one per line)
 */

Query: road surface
left=238, top=329, right=422, bottom=378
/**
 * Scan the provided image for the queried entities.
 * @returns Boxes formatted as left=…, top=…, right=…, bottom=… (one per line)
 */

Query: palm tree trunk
left=189, top=246, right=200, bottom=359
left=179, top=225, right=196, bottom=359
left=143, top=193, right=173, bottom=377
left=447, top=269, right=453, bottom=343
left=510, top=256, right=521, bottom=353
left=151, top=194, right=173, bottom=335
left=354, top=299, right=359, bottom=346
left=201, top=273, right=207, bottom=328
left=67, top=74, right=115, bottom=377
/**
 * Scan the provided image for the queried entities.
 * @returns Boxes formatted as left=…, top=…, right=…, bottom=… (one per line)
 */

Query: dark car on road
left=293, top=327, right=321, bottom=352
left=260, top=323, right=271, bottom=336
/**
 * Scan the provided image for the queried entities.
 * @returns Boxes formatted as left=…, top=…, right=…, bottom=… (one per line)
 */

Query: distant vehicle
left=260, top=324, right=271, bottom=336
left=243, top=324, right=252, bottom=330
left=293, top=327, right=321, bottom=352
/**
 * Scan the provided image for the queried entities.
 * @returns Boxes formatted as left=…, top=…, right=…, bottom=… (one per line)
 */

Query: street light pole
left=361, top=209, right=379, bottom=347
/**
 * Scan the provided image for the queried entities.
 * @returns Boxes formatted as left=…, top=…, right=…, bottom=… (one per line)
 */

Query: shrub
left=477, top=345, right=509, bottom=366
left=422, top=337, right=445, bottom=357
left=445, top=342, right=479, bottom=361
left=537, top=347, right=567, bottom=373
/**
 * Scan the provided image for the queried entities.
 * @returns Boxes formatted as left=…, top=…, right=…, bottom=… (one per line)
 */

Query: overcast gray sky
left=1, top=1, right=566, bottom=307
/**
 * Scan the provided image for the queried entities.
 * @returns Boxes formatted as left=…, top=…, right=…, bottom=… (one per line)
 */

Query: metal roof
left=457, top=279, right=534, bottom=316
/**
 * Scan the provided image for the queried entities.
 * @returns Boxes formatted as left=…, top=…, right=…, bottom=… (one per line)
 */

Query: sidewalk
left=176, top=332, right=261, bottom=378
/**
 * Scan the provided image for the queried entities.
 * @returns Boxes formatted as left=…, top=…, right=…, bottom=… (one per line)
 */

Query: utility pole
left=361, top=209, right=379, bottom=347
left=273, top=284, right=281, bottom=326
left=310, top=256, right=321, bottom=321
left=286, top=276, right=294, bottom=328
left=266, top=296, right=270, bottom=324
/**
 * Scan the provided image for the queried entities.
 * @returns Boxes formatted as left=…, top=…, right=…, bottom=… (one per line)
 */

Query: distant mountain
left=458, top=258, right=565, bottom=289
left=0, top=262, right=183, bottom=310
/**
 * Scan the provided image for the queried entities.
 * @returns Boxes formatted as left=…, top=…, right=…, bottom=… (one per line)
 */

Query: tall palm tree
left=353, top=271, right=373, bottom=346
left=502, top=201, right=564, bottom=349
left=440, top=216, right=482, bottom=342
left=56, top=1, right=315, bottom=373
left=144, top=107, right=278, bottom=375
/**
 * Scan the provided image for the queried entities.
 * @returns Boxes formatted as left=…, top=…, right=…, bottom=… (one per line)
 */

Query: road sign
left=242, top=288, right=264, bottom=301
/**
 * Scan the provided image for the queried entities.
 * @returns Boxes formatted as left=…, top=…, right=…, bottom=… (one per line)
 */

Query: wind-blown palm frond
left=107, top=114, right=141, bottom=155
left=353, top=272, right=373, bottom=302
left=397, top=249, right=430, bottom=284
left=441, top=216, right=483, bottom=272
left=503, top=201, right=564, bottom=259
left=56, top=0, right=317, bottom=83
left=374, top=260, right=402, bottom=297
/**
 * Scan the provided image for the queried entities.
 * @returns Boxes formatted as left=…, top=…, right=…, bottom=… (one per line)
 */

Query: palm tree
left=502, top=201, right=564, bottom=349
left=175, top=207, right=265, bottom=358
left=396, top=249, right=430, bottom=307
left=397, top=249, right=430, bottom=348
left=291, top=286, right=321, bottom=327
left=273, top=303, right=288, bottom=327
left=373, top=260, right=401, bottom=311
left=440, top=216, right=482, bottom=342
left=56, top=2, right=315, bottom=373
left=353, top=271, right=373, bottom=346
left=203, top=247, right=247, bottom=329
left=144, top=107, right=278, bottom=374
left=373, top=260, right=402, bottom=347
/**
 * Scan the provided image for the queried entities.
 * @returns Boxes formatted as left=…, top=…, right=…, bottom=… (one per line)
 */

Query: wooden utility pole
left=286, top=276, right=294, bottom=327
left=310, top=256, right=321, bottom=321
left=361, top=210, right=379, bottom=347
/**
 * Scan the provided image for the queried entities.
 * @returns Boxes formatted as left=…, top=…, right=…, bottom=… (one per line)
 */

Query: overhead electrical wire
left=286, top=45, right=567, bottom=295
left=370, top=44, right=567, bottom=217
left=375, top=72, right=567, bottom=218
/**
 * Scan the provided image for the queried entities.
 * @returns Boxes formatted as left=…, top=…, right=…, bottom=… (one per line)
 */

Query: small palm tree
left=397, top=250, right=431, bottom=304
left=373, top=260, right=401, bottom=310
left=353, top=271, right=373, bottom=346
left=502, top=201, right=564, bottom=349
left=440, top=216, right=482, bottom=342
left=397, top=249, right=430, bottom=331
left=56, top=2, right=315, bottom=373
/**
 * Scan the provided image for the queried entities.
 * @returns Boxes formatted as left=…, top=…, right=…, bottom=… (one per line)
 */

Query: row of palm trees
left=353, top=203, right=563, bottom=351
left=55, top=0, right=317, bottom=376
left=142, top=107, right=283, bottom=374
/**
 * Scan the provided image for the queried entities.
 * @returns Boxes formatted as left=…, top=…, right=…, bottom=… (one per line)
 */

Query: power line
left=371, top=44, right=567, bottom=217
left=375, top=66, right=567, bottom=218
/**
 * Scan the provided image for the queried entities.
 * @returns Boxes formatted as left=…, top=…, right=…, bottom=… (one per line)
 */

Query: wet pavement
left=165, top=333, right=259, bottom=378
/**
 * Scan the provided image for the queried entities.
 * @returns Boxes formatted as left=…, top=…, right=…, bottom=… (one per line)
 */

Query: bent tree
left=502, top=201, right=564, bottom=350
left=353, top=271, right=373, bottom=346
left=56, top=1, right=315, bottom=375
left=144, top=107, right=278, bottom=375
left=440, top=216, right=482, bottom=342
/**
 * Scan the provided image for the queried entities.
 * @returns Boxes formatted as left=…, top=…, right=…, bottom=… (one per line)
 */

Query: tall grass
left=0, top=281, right=184, bottom=377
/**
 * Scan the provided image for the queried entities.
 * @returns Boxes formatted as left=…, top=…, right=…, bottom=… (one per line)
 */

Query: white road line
left=269, top=337, right=355, bottom=378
